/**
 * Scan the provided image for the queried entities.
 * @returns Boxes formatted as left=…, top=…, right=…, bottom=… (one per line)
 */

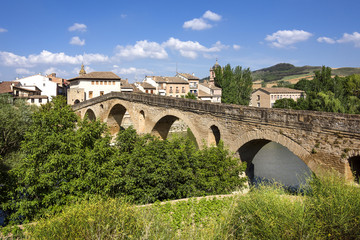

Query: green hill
left=251, top=63, right=321, bottom=82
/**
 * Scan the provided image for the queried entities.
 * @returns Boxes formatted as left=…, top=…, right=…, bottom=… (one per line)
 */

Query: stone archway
left=208, top=125, right=221, bottom=146
left=236, top=130, right=312, bottom=189
left=84, top=108, right=96, bottom=121
left=106, top=104, right=128, bottom=135
left=348, top=155, right=360, bottom=183
left=149, top=112, right=201, bottom=148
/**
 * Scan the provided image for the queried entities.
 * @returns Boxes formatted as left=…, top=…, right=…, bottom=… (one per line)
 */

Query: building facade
left=67, top=65, right=122, bottom=105
left=250, top=87, right=305, bottom=108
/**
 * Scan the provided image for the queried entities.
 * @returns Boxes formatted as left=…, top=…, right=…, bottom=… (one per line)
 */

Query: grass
left=3, top=171, right=360, bottom=239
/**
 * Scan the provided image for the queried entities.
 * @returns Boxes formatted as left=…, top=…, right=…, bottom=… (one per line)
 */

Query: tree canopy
left=214, top=64, right=253, bottom=105
left=2, top=96, right=246, bottom=224
left=273, top=66, right=360, bottom=114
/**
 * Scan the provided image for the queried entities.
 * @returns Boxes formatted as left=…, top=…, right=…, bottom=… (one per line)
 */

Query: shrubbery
left=12, top=172, right=360, bottom=239
left=1, top=96, right=246, bottom=224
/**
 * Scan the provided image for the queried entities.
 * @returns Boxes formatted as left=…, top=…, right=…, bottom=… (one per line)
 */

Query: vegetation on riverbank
left=0, top=96, right=246, bottom=226
left=3, top=172, right=360, bottom=239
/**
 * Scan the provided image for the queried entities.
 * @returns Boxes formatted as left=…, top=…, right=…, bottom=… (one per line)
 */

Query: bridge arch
left=105, top=102, right=135, bottom=135
left=147, top=110, right=202, bottom=148
left=343, top=150, right=360, bottom=182
left=237, top=130, right=312, bottom=188
left=208, top=125, right=221, bottom=146
left=84, top=108, right=96, bottom=121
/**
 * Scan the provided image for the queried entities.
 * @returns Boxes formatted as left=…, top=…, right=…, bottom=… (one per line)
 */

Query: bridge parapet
left=72, top=92, right=360, bottom=136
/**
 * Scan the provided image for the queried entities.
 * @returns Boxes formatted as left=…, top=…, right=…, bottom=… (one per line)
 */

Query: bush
left=27, top=198, right=143, bottom=240
left=223, top=172, right=360, bottom=239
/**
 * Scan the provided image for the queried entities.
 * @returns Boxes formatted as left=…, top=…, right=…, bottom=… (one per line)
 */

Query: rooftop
left=255, top=87, right=305, bottom=94
left=68, top=71, right=121, bottom=81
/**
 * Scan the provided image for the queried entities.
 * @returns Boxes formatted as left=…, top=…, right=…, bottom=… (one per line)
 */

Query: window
left=182, top=87, right=185, bottom=93
left=169, top=87, right=173, bottom=93
left=96, top=81, right=99, bottom=85
left=257, top=95, right=260, bottom=101
left=31, top=98, right=34, bottom=103
left=257, top=102, right=260, bottom=107
left=89, top=91, right=93, bottom=98
left=100, top=91, right=104, bottom=96
left=176, top=87, right=179, bottom=93
left=104, top=81, right=107, bottom=85
left=92, top=81, right=94, bottom=85
left=113, top=81, right=115, bottom=85
left=43, top=83, right=45, bottom=87
left=151, top=89, right=154, bottom=94
left=39, top=98, right=42, bottom=103
left=100, top=81, right=103, bottom=85
left=146, top=90, right=149, bottom=93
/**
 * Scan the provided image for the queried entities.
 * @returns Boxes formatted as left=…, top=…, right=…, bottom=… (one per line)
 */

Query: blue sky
left=0, top=0, right=359, bottom=82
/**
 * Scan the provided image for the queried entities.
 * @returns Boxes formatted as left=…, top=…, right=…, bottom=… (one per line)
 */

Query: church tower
left=79, top=64, right=86, bottom=76
left=209, top=59, right=220, bottom=86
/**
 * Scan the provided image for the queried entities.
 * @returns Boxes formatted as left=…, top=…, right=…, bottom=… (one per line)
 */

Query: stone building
left=250, top=87, right=305, bottom=108
left=141, top=76, right=189, bottom=98
left=67, top=64, right=122, bottom=105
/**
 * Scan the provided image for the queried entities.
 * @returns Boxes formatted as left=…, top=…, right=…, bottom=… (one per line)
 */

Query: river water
left=251, top=141, right=312, bottom=189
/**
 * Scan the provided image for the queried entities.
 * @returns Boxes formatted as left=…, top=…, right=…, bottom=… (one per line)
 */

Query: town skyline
left=0, top=0, right=360, bottom=82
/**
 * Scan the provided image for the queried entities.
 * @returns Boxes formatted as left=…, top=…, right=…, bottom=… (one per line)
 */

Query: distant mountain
left=252, top=63, right=360, bottom=82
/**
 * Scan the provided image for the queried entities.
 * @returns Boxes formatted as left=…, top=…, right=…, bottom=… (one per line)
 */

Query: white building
left=15, top=74, right=58, bottom=101
left=67, top=65, right=122, bottom=105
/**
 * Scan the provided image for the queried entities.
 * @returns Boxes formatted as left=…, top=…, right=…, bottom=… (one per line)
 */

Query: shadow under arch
left=107, top=103, right=130, bottom=135
left=348, top=155, right=360, bottom=183
left=237, top=132, right=312, bottom=189
left=208, top=125, right=221, bottom=146
left=150, top=114, right=200, bottom=147
left=84, top=108, right=96, bottom=121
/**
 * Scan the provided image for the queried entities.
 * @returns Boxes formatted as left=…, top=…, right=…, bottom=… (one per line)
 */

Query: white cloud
left=183, top=10, right=222, bottom=31
left=337, top=32, right=360, bottom=47
left=0, top=52, right=29, bottom=67
left=203, top=10, right=222, bottom=21
left=68, top=23, right=87, bottom=32
left=43, top=67, right=69, bottom=76
left=70, top=36, right=85, bottom=46
left=183, top=18, right=212, bottom=31
left=317, top=37, right=336, bottom=44
left=0, top=50, right=108, bottom=67
left=115, top=40, right=168, bottom=60
left=265, top=30, right=313, bottom=48
left=112, top=66, right=153, bottom=75
left=163, top=38, right=227, bottom=59
left=121, top=14, right=127, bottom=19
left=0, top=28, right=7, bottom=33
left=233, top=44, right=241, bottom=50
left=15, top=68, right=34, bottom=75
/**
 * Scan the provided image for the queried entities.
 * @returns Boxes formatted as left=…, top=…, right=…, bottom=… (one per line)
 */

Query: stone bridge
left=72, top=92, right=360, bottom=182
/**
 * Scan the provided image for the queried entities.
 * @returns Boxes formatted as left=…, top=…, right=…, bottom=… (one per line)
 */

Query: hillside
left=251, top=63, right=360, bottom=83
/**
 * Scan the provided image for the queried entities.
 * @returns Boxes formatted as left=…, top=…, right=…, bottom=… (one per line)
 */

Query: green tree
left=5, top=96, right=114, bottom=222
left=184, top=92, right=197, bottom=100
left=273, top=98, right=297, bottom=109
left=0, top=94, right=35, bottom=157
left=214, top=64, right=253, bottom=105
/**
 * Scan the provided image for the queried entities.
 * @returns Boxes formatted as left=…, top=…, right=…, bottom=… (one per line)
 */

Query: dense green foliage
left=0, top=94, right=35, bottom=157
left=1, top=96, right=245, bottom=224
left=273, top=66, right=360, bottom=113
left=0, top=94, right=35, bottom=210
left=214, top=64, right=253, bottom=105
left=223, top=173, right=360, bottom=239
left=9, top=172, right=360, bottom=239
left=183, top=92, right=197, bottom=99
